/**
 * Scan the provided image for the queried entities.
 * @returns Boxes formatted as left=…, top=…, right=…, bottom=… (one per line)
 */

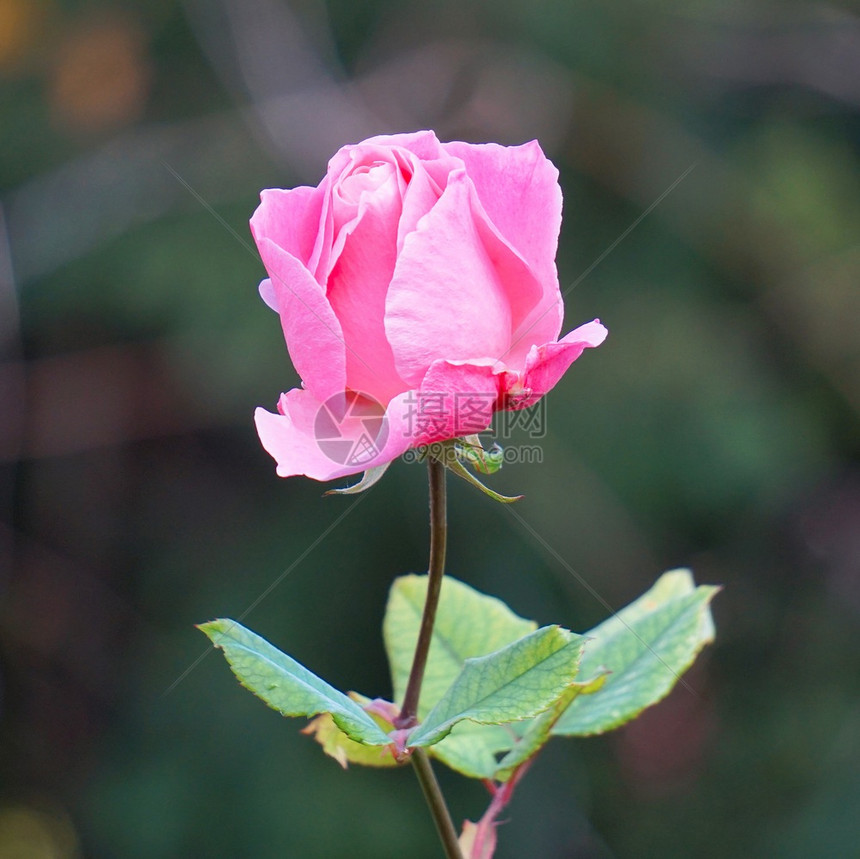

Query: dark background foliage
left=1, top=0, right=858, bottom=856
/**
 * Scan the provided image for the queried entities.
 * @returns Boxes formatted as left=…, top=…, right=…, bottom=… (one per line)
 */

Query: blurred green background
left=2, top=0, right=859, bottom=856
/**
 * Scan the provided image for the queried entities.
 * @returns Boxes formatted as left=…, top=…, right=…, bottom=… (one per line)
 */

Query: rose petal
left=410, top=359, right=502, bottom=444
left=331, top=160, right=397, bottom=232
left=502, top=319, right=608, bottom=409
left=258, top=278, right=277, bottom=312
left=466, top=194, right=549, bottom=369
left=255, top=389, right=417, bottom=480
left=326, top=166, right=408, bottom=401
left=250, top=186, right=323, bottom=269
left=385, top=170, right=513, bottom=386
left=359, top=130, right=446, bottom=161
left=395, top=150, right=446, bottom=251
left=254, top=236, right=347, bottom=402
left=443, top=139, right=564, bottom=356
left=325, top=135, right=451, bottom=257
left=324, top=131, right=445, bottom=192
left=307, top=173, right=337, bottom=286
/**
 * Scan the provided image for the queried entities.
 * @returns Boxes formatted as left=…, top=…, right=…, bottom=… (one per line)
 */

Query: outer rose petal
left=250, top=186, right=323, bottom=269
left=385, top=170, right=512, bottom=386
left=442, top=139, right=564, bottom=351
left=254, top=236, right=347, bottom=402
left=255, top=389, right=418, bottom=481
left=411, top=359, right=503, bottom=445
left=258, top=278, right=278, bottom=312
left=501, top=319, right=608, bottom=409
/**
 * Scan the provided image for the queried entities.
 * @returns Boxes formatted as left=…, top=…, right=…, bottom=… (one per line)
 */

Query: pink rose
left=251, top=131, right=607, bottom=480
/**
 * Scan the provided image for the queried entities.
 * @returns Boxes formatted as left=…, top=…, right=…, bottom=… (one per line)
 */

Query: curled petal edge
left=255, top=390, right=417, bottom=482
left=502, top=319, right=608, bottom=410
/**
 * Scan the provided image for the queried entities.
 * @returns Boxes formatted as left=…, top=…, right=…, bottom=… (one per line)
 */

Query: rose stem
left=411, top=748, right=463, bottom=859
left=395, top=455, right=462, bottom=858
left=395, top=454, right=448, bottom=728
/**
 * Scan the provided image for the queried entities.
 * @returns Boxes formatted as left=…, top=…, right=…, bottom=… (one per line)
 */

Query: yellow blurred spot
left=0, top=0, right=47, bottom=72
left=0, top=803, right=80, bottom=859
left=49, top=14, right=151, bottom=135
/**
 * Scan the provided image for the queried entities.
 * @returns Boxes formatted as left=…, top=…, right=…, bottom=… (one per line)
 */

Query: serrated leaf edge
left=407, top=626, right=584, bottom=748
left=551, top=585, right=719, bottom=737
left=199, top=619, right=390, bottom=746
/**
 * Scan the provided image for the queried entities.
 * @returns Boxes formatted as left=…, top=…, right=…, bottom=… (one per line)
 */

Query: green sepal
left=198, top=619, right=390, bottom=746
left=419, top=440, right=522, bottom=502
left=455, top=436, right=505, bottom=475
left=443, top=453, right=523, bottom=503
left=325, top=463, right=390, bottom=496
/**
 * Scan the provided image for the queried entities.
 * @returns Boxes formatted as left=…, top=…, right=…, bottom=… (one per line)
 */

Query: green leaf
left=383, top=575, right=537, bottom=716
left=428, top=666, right=607, bottom=781
left=198, top=619, right=390, bottom=746
left=552, top=569, right=718, bottom=737
left=382, top=571, right=717, bottom=779
left=492, top=672, right=606, bottom=781
left=407, top=625, right=586, bottom=748
left=426, top=721, right=520, bottom=779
